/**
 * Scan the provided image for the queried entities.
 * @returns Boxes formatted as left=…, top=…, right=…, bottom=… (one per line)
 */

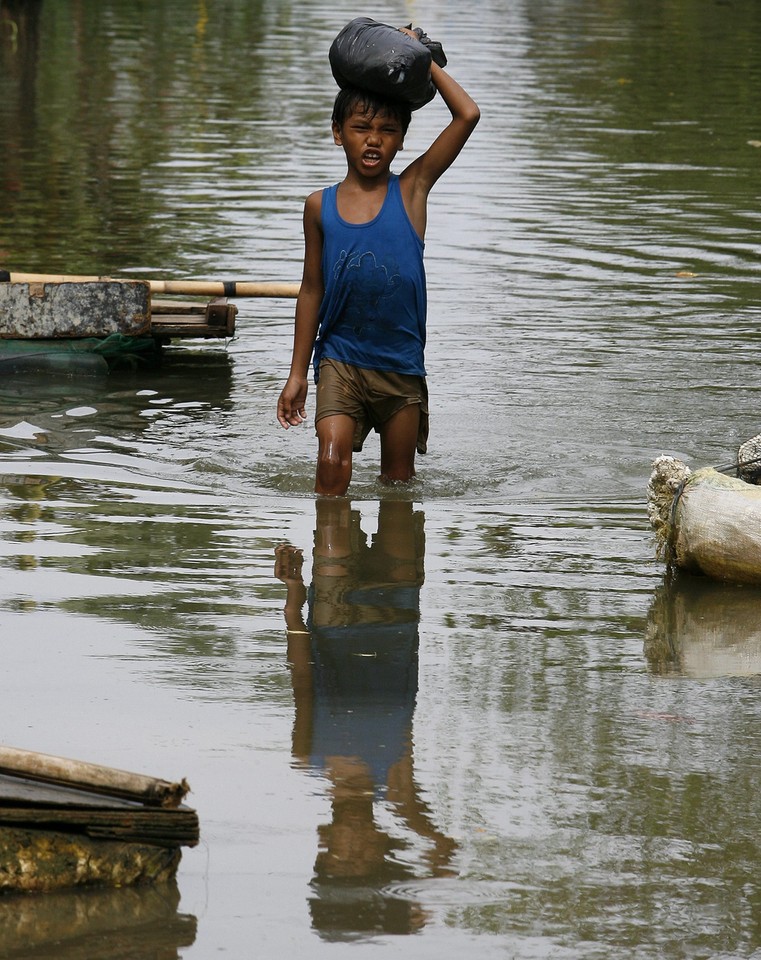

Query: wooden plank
left=150, top=297, right=236, bottom=338
left=150, top=300, right=207, bottom=315
left=0, top=807, right=199, bottom=846
left=0, top=281, right=151, bottom=339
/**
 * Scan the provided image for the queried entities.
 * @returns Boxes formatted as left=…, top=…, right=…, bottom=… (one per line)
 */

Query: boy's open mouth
left=362, top=151, right=381, bottom=164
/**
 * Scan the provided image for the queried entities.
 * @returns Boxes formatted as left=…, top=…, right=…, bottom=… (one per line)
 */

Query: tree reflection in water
left=275, top=498, right=456, bottom=940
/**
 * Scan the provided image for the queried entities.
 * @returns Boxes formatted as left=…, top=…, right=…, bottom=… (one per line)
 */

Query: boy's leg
left=379, top=404, right=420, bottom=484
left=315, top=414, right=356, bottom=496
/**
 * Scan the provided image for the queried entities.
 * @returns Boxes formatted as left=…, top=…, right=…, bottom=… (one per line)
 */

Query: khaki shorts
left=315, top=357, right=429, bottom=454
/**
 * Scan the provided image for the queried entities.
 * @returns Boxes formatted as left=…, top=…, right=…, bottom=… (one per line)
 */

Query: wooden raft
left=0, top=280, right=237, bottom=341
left=3, top=272, right=302, bottom=344
left=150, top=296, right=237, bottom=340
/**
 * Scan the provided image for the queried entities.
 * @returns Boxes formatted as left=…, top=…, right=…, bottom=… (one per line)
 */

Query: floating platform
left=0, top=280, right=151, bottom=339
left=0, top=272, right=300, bottom=372
left=0, top=279, right=237, bottom=342
left=0, top=746, right=199, bottom=894
left=150, top=296, right=237, bottom=340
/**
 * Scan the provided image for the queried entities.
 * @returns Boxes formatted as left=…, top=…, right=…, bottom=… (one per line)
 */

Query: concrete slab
left=0, top=281, right=151, bottom=338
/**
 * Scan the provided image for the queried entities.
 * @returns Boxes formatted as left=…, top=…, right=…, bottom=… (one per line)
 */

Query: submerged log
left=0, top=826, right=181, bottom=894
left=0, top=746, right=189, bottom=808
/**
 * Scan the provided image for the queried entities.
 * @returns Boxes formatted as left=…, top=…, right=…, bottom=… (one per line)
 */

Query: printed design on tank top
left=332, top=249, right=402, bottom=333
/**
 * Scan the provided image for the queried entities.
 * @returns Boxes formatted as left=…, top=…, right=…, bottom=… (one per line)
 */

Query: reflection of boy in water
left=275, top=499, right=456, bottom=937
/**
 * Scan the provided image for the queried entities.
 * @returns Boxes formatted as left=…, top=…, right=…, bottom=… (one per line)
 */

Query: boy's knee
left=317, top=442, right=351, bottom=471
left=315, top=445, right=352, bottom=496
left=317, top=456, right=350, bottom=483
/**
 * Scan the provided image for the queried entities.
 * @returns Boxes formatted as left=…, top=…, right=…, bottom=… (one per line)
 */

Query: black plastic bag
left=408, top=25, right=447, bottom=70
left=329, top=18, right=446, bottom=111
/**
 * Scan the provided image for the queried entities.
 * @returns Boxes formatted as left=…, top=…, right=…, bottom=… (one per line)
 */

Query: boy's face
left=332, top=106, right=405, bottom=178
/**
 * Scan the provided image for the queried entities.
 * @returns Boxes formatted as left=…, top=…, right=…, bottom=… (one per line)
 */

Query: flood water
left=2, top=0, right=761, bottom=957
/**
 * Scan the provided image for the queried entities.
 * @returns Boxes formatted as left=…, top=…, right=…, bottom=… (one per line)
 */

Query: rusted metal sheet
left=0, top=281, right=151, bottom=338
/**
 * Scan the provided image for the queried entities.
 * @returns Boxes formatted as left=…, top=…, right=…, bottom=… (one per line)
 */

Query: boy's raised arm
left=399, top=33, right=480, bottom=233
left=419, top=62, right=480, bottom=187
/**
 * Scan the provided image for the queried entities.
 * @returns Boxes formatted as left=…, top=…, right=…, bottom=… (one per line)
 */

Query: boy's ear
left=332, top=121, right=343, bottom=145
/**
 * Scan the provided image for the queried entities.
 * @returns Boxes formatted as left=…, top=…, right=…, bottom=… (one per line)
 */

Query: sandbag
left=737, top=432, right=761, bottom=483
left=649, top=461, right=761, bottom=584
left=329, top=18, right=446, bottom=111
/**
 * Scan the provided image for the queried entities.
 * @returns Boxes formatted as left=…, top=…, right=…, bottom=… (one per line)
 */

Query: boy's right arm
left=277, top=191, right=324, bottom=429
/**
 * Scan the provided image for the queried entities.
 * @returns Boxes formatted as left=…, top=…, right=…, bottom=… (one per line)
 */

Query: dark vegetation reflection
left=275, top=499, right=456, bottom=940
left=0, top=0, right=281, bottom=275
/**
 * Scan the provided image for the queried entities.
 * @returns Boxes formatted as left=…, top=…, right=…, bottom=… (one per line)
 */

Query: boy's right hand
left=277, top=376, right=309, bottom=429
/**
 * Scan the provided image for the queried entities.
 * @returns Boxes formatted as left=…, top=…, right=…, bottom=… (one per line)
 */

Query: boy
left=277, top=29, right=479, bottom=496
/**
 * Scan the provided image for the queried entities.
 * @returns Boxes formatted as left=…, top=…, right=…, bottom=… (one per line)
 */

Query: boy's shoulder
left=304, top=188, right=326, bottom=220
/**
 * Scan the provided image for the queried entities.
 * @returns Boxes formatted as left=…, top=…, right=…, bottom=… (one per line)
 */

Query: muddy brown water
left=1, top=1, right=761, bottom=957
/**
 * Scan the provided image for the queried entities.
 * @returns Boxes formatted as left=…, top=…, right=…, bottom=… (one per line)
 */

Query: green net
left=0, top=334, right=159, bottom=374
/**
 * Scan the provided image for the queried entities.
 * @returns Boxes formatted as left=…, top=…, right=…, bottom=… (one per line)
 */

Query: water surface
left=1, top=1, right=761, bottom=957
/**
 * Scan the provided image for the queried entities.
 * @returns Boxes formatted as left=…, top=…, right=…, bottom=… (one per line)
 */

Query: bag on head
left=329, top=18, right=446, bottom=111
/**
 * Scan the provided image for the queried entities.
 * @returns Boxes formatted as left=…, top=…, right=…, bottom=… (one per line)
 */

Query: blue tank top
left=313, top=174, right=427, bottom=379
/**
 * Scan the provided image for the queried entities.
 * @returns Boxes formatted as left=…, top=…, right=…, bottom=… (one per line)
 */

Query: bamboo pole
left=0, top=746, right=189, bottom=808
left=8, top=272, right=300, bottom=299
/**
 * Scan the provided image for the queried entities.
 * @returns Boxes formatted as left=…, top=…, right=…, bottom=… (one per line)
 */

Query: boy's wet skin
left=277, top=27, right=479, bottom=497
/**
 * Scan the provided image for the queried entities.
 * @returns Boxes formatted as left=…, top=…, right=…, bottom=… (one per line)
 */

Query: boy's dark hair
left=331, top=87, right=412, bottom=137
